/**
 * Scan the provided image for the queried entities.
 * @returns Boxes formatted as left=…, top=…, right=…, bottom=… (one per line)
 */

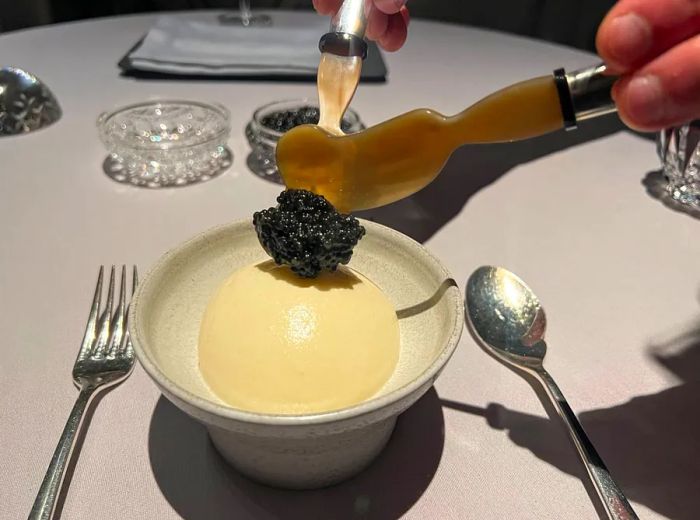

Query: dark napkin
left=119, top=15, right=386, bottom=82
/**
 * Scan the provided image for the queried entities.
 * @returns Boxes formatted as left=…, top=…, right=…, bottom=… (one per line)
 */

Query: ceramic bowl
left=129, top=219, right=463, bottom=489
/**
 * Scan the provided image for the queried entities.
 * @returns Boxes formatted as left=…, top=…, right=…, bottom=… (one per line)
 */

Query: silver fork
left=28, top=266, right=138, bottom=520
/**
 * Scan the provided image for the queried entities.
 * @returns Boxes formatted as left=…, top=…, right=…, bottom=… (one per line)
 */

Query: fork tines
left=77, top=266, right=138, bottom=362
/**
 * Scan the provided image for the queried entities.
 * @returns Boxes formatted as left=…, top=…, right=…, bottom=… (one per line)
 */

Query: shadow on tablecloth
left=359, top=112, right=628, bottom=244
left=642, top=170, right=700, bottom=221
left=444, top=320, right=700, bottom=520
left=148, top=387, right=445, bottom=520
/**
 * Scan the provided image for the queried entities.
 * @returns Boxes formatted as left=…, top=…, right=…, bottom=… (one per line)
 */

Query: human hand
left=312, top=0, right=409, bottom=52
left=596, top=0, right=700, bottom=131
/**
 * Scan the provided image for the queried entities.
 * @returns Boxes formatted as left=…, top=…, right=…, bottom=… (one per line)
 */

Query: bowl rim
left=96, top=99, right=232, bottom=152
left=129, top=218, right=463, bottom=427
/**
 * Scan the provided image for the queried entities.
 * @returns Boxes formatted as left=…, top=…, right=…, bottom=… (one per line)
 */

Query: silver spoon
left=0, top=66, right=61, bottom=136
left=465, top=266, right=638, bottom=520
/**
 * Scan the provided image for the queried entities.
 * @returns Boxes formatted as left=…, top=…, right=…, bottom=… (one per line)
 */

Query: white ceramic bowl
left=129, top=219, right=463, bottom=489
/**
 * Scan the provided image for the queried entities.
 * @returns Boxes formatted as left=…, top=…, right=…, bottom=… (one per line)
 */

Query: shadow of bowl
left=102, top=147, right=233, bottom=188
left=246, top=150, right=284, bottom=185
left=148, top=387, right=445, bottom=520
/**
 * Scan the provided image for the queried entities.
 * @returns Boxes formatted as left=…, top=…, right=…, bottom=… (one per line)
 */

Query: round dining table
left=1, top=10, right=698, bottom=520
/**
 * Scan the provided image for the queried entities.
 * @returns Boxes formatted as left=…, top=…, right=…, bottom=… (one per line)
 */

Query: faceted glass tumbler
left=98, top=100, right=232, bottom=188
left=657, top=121, right=700, bottom=208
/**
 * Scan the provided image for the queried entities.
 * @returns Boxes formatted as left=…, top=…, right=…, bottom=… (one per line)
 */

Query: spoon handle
left=535, top=368, right=639, bottom=520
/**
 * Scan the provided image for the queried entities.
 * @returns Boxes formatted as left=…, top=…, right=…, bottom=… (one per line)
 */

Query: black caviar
left=260, top=106, right=353, bottom=133
left=253, top=190, right=365, bottom=278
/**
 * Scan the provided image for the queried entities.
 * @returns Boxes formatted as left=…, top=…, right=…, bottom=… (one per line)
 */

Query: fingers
left=373, top=0, right=408, bottom=15
left=314, top=0, right=409, bottom=52
left=596, top=0, right=700, bottom=74
left=366, top=5, right=389, bottom=42
left=312, top=0, right=342, bottom=16
left=314, top=0, right=407, bottom=17
left=378, top=7, right=409, bottom=52
left=613, top=34, right=700, bottom=131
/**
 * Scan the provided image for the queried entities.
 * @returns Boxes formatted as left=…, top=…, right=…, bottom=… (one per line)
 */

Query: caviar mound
left=253, top=190, right=366, bottom=278
left=261, top=106, right=352, bottom=134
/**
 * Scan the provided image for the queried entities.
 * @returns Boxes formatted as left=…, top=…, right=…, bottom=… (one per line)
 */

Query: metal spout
left=319, top=0, right=368, bottom=59
left=330, top=0, right=367, bottom=37
left=554, top=63, right=618, bottom=130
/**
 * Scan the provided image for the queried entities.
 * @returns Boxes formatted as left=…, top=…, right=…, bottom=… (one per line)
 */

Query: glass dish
left=245, top=99, right=364, bottom=184
left=98, top=100, right=232, bottom=188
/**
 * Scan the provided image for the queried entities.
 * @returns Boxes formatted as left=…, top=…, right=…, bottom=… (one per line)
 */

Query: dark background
left=1, top=0, right=615, bottom=52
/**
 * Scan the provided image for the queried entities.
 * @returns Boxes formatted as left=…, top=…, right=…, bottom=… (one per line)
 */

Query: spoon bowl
left=277, top=109, right=451, bottom=213
left=465, top=265, right=547, bottom=368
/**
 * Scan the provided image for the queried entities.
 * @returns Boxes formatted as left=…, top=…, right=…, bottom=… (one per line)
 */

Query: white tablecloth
left=1, top=11, right=698, bottom=520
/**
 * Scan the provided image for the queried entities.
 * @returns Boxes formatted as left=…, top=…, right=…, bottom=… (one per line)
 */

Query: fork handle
left=28, top=388, right=96, bottom=520
left=534, top=368, right=638, bottom=520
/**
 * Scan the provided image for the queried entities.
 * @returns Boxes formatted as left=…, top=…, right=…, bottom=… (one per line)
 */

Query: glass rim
left=97, top=99, right=231, bottom=152
left=250, top=98, right=363, bottom=141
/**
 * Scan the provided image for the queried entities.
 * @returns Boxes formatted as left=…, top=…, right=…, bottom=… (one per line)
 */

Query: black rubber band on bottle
left=319, top=32, right=368, bottom=60
left=553, top=68, right=577, bottom=130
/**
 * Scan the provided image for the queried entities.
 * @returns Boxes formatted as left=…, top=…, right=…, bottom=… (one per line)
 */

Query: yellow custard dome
left=198, top=261, right=400, bottom=415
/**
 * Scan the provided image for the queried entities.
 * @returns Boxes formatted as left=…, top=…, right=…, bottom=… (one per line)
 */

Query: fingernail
left=400, top=5, right=410, bottom=26
left=625, top=75, right=666, bottom=124
left=374, top=0, right=406, bottom=14
left=606, top=13, right=652, bottom=64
